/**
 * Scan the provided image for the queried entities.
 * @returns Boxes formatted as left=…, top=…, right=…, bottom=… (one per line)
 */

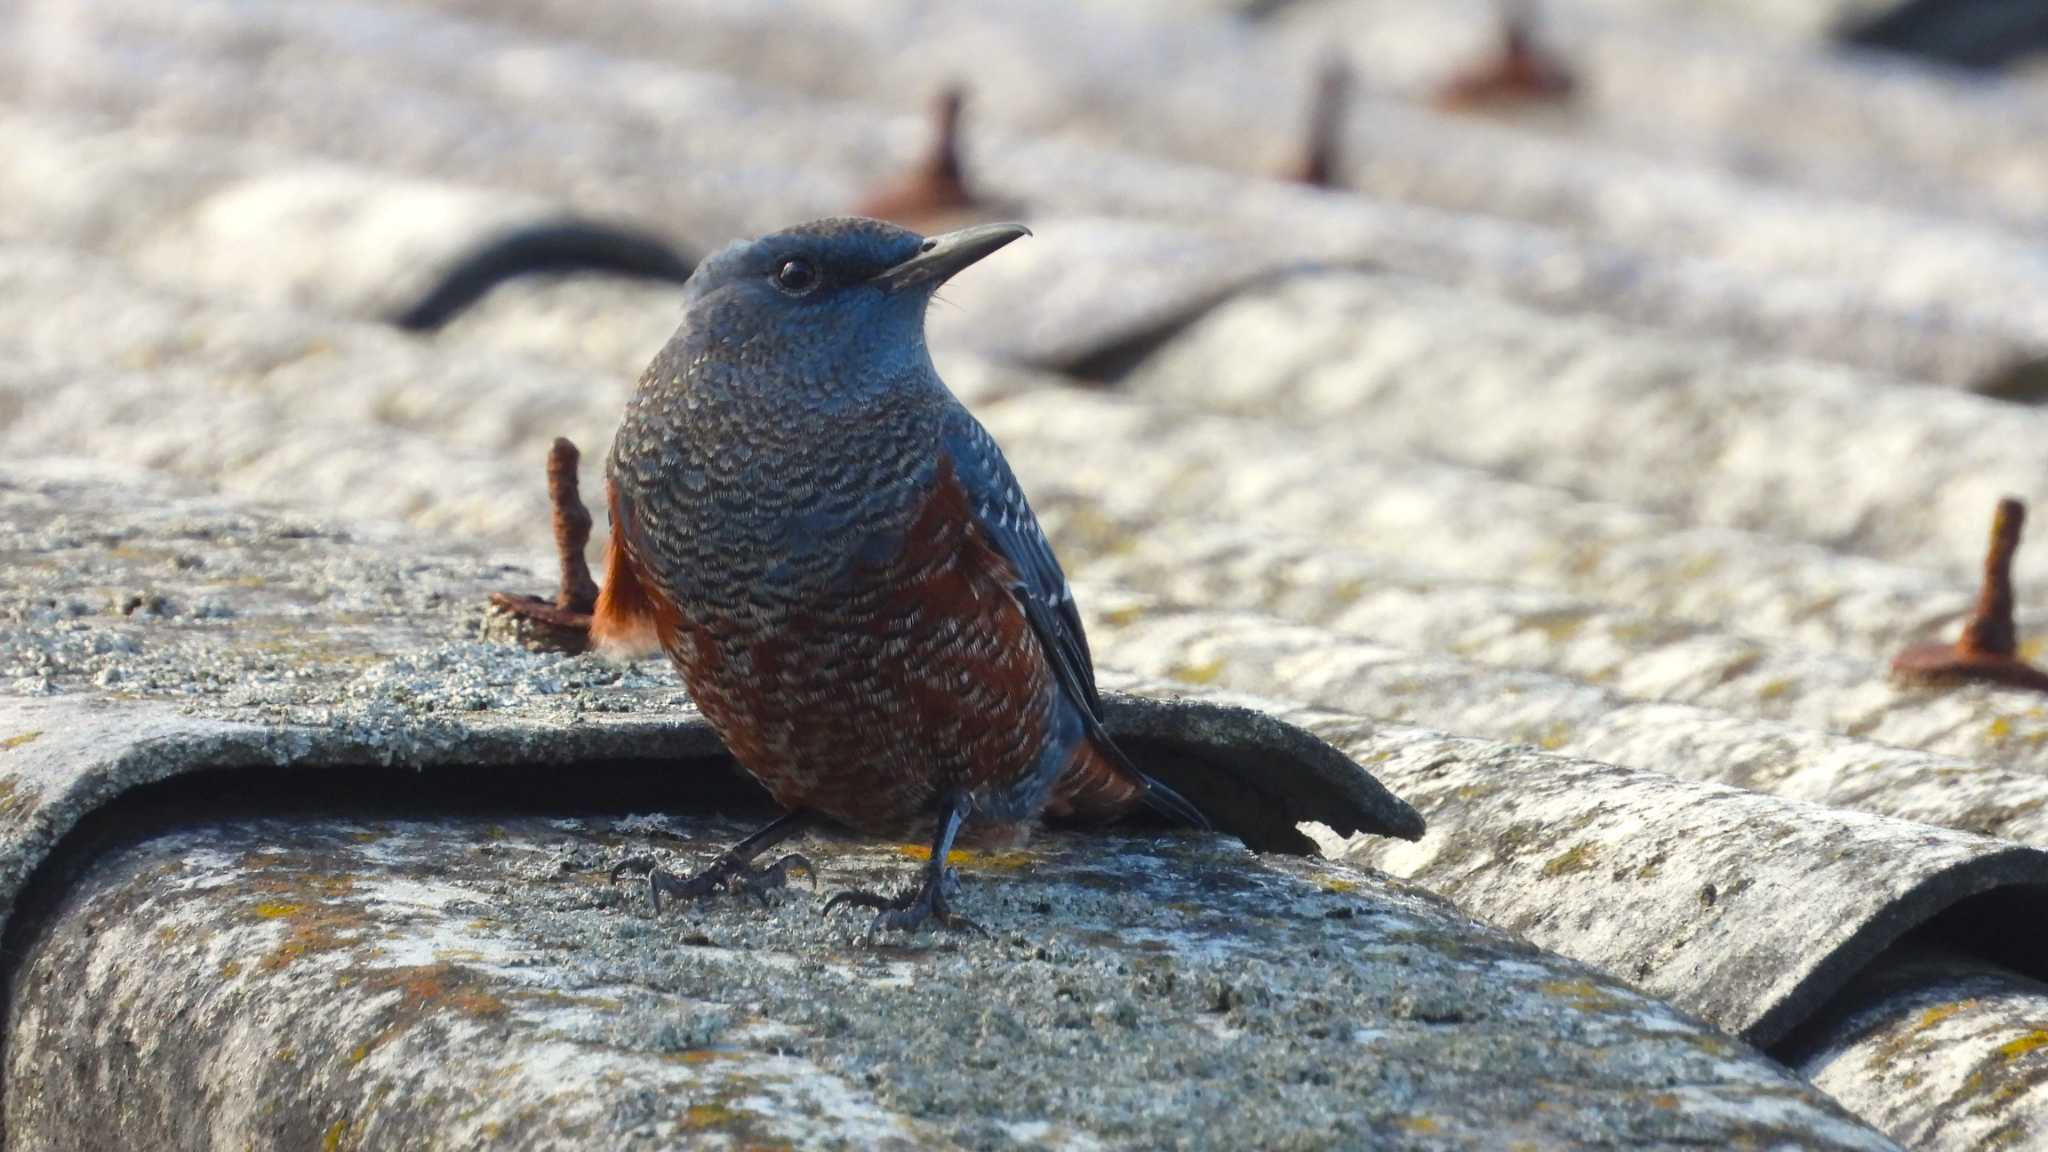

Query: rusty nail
left=855, top=84, right=980, bottom=228
left=1282, top=56, right=1351, bottom=188
left=1432, top=0, right=1576, bottom=114
left=487, top=437, right=598, bottom=652
left=1892, top=497, right=2048, bottom=693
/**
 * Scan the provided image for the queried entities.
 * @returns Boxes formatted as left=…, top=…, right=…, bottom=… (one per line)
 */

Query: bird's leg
left=823, top=793, right=988, bottom=936
left=488, top=438, right=599, bottom=653
left=611, top=810, right=816, bottom=915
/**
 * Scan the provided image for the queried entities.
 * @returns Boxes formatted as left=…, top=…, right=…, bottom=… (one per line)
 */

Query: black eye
left=773, top=258, right=819, bottom=294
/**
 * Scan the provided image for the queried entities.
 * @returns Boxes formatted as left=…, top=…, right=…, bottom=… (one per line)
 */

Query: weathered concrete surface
left=1792, top=952, right=2048, bottom=1151
left=5, top=814, right=1897, bottom=1151
left=1268, top=0, right=2048, bottom=231
left=5, top=0, right=2042, bottom=385
left=1293, top=713, right=2048, bottom=1049
left=1121, top=271, right=2048, bottom=581
left=400, top=0, right=2048, bottom=369
left=984, top=389, right=2017, bottom=664
left=0, top=462, right=1902, bottom=1148
left=0, top=113, right=1298, bottom=383
left=1068, top=575, right=2048, bottom=848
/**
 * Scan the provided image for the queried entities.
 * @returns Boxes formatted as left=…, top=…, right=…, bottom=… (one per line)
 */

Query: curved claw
left=822, top=883, right=988, bottom=937
left=822, top=889, right=896, bottom=919
left=609, top=851, right=789, bottom=915
left=735, top=853, right=817, bottom=905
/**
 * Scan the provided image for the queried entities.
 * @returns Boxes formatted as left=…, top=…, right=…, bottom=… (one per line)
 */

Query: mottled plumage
left=597, top=217, right=1197, bottom=928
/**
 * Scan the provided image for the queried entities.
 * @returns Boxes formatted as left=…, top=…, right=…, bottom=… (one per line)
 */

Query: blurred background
left=4, top=0, right=2048, bottom=579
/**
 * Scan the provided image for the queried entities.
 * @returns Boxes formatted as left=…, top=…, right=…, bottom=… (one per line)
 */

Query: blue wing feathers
left=942, top=410, right=1210, bottom=830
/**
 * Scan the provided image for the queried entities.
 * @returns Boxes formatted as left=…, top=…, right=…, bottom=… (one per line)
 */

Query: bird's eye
left=773, top=258, right=820, bottom=295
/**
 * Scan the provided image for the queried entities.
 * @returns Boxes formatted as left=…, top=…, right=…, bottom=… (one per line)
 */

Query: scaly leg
left=824, top=793, right=987, bottom=936
left=611, top=810, right=816, bottom=914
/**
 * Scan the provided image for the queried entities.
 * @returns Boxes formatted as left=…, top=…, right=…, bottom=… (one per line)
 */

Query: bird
left=593, top=216, right=1206, bottom=933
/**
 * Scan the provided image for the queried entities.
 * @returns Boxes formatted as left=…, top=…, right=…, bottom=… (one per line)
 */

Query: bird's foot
left=824, top=864, right=987, bottom=937
left=610, top=851, right=816, bottom=915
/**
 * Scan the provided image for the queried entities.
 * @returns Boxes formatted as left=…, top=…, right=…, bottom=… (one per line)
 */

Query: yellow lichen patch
left=683, top=1103, right=741, bottom=1129
left=1539, top=980, right=1622, bottom=1014
left=248, top=895, right=372, bottom=974
left=221, top=960, right=243, bottom=980
left=1100, top=604, right=1146, bottom=627
left=1540, top=842, right=1599, bottom=878
left=1990, top=717, right=2016, bottom=742
left=321, top=1119, right=353, bottom=1152
left=1399, top=1115, right=1441, bottom=1135
left=0, top=730, right=41, bottom=750
left=1169, top=657, right=1227, bottom=686
left=1999, top=1030, right=2048, bottom=1060
left=1916, top=1003, right=1968, bottom=1032
left=1756, top=679, right=1792, bottom=702
left=0, top=778, right=37, bottom=818
left=894, top=845, right=1036, bottom=871
left=1317, top=877, right=1359, bottom=894
left=1520, top=609, right=1586, bottom=645
left=1536, top=723, right=1572, bottom=751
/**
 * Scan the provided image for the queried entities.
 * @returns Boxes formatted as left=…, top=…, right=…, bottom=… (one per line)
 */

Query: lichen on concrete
left=7, top=813, right=1900, bottom=1150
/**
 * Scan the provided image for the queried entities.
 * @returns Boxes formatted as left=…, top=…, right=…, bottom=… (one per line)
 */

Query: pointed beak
left=872, top=222, right=1030, bottom=294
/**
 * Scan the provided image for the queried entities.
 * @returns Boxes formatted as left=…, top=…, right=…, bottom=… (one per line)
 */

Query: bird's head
left=673, top=216, right=1028, bottom=401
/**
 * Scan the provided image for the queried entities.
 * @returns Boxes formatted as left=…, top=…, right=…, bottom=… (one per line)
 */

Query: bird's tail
left=1051, top=738, right=1211, bottom=830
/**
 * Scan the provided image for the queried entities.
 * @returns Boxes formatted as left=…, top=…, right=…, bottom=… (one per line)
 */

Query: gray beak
left=872, top=223, right=1031, bottom=294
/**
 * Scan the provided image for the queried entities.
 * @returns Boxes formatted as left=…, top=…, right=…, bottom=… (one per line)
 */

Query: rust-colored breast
left=589, top=478, right=667, bottom=656
left=649, top=459, right=1066, bottom=838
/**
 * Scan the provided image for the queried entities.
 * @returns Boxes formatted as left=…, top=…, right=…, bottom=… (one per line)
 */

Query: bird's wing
left=941, top=409, right=1208, bottom=829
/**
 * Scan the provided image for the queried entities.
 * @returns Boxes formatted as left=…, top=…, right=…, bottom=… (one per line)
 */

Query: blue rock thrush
left=595, top=217, right=1205, bottom=933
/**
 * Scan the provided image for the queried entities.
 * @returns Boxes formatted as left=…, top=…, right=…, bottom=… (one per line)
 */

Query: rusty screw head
left=1892, top=497, right=2048, bottom=693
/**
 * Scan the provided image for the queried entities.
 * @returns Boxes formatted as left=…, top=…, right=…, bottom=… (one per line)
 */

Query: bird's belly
left=666, top=568, right=1064, bottom=838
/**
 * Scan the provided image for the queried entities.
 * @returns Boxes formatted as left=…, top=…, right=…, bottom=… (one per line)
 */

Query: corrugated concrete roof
left=6, top=0, right=2048, bottom=1146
